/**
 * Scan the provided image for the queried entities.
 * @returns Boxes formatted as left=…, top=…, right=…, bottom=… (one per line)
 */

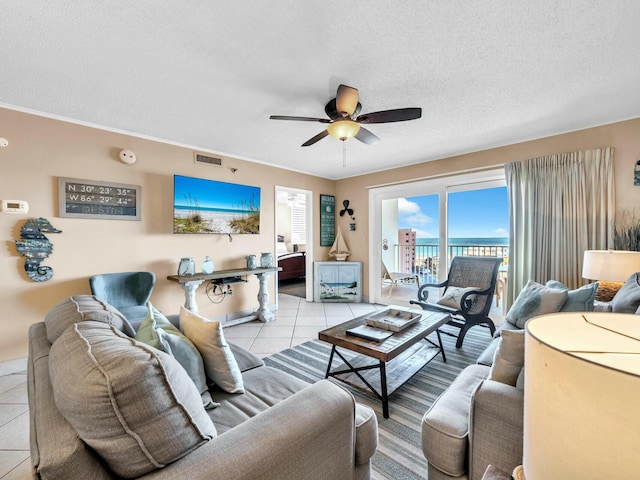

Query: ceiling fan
left=269, top=84, right=422, bottom=147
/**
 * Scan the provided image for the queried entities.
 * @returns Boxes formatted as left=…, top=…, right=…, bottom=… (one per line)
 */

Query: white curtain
left=504, top=147, right=615, bottom=306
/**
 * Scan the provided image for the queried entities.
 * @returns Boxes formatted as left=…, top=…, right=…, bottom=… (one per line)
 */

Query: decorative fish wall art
left=15, top=217, right=62, bottom=282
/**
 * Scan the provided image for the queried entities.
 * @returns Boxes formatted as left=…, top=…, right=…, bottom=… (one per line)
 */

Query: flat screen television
left=173, top=174, right=260, bottom=234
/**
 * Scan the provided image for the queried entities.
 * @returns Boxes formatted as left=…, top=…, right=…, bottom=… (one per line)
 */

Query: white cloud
left=398, top=198, right=433, bottom=226
left=412, top=229, right=436, bottom=238
left=406, top=212, right=432, bottom=225
left=494, top=228, right=508, bottom=235
left=397, top=198, right=421, bottom=214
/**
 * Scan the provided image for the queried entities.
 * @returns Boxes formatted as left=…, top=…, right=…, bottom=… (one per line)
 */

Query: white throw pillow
left=437, top=286, right=478, bottom=309
left=488, top=329, right=525, bottom=386
left=179, top=307, right=245, bottom=394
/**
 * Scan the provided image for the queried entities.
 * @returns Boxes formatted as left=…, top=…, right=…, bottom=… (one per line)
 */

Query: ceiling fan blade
left=336, top=84, right=359, bottom=118
left=270, top=115, right=330, bottom=123
left=301, top=129, right=329, bottom=147
left=356, top=107, right=422, bottom=124
left=355, top=127, right=380, bottom=145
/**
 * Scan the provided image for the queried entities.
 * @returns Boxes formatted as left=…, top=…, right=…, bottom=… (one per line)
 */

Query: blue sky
left=399, top=186, right=509, bottom=238
left=174, top=175, right=260, bottom=210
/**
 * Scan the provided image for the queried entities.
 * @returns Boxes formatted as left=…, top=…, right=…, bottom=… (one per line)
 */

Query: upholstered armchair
left=410, top=256, right=502, bottom=348
left=89, top=271, right=156, bottom=327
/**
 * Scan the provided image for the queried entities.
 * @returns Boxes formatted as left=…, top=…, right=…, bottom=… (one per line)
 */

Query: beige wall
left=0, top=108, right=334, bottom=361
left=2, top=107, right=639, bottom=361
left=335, top=118, right=640, bottom=296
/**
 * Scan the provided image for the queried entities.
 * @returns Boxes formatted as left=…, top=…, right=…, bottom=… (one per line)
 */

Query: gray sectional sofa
left=420, top=279, right=605, bottom=480
left=28, top=295, right=378, bottom=480
left=422, top=273, right=640, bottom=479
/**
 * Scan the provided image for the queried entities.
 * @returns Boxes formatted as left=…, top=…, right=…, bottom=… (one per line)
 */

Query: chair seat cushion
left=422, top=364, right=490, bottom=477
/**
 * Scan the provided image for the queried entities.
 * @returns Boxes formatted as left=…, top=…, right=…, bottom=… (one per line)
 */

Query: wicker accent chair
left=410, top=256, right=502, bottom=348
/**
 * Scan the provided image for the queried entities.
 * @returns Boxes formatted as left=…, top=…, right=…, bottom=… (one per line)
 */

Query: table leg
left=436, top=329, right=447, bottom=362
left=325, top=346, right=336, bottom=378
left=255, top=272, right=275, bottom=322
left=180, top=280, right=204, bottom=314
left=380, top=361, right=389, bottom=419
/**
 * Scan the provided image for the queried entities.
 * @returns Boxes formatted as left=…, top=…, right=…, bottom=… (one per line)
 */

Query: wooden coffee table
left=318, top=309, right=450, bottom=418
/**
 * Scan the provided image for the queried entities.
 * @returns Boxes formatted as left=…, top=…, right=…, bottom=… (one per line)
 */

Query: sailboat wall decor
left=329, top=226, right=350, bottom=261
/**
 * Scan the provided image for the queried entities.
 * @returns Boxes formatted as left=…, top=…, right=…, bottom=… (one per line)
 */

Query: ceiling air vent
left=194, top=153, right=222, bottom=166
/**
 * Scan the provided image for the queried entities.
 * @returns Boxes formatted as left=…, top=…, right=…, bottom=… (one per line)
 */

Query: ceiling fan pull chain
left=343, top=141, right=347, bottom=168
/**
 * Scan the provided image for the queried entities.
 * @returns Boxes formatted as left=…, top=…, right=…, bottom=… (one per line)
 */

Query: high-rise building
left=398, top=228, right=416, bottom=273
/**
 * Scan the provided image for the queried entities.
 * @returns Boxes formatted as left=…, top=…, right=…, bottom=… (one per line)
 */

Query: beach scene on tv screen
left=173, top=175, right=260, bottom=234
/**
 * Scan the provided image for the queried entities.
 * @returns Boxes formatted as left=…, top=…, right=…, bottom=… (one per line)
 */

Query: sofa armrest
left=468, top=380, right=524, bottom=480
left=140, top=380, right=365, bottom=480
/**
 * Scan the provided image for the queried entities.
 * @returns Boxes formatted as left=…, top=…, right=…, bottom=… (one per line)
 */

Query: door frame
left=274, top=186, right=314, bottom=302
left=368, top=169, right=505, bottom=305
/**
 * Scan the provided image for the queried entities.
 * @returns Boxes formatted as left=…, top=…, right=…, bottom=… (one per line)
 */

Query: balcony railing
left=393, top=243, right=509, bottom=282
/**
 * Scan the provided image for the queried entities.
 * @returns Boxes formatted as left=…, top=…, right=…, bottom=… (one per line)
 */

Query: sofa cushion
left=180, top=306, right=244, bottom=394
left=422, top=364, right=490, bottom=477
left=611, top=273, right=640, bottom=313
left=45, top=295, right=135, bottom=343
left=437, top=286, right=478, bottom=310
left=488, top=330, right=525, bottom=386
left=545, top=280, right=598, bottom=312
left=505, top=281, right=568, bottom=328
left=135, top=302, right=218, bottom=409
left=49, top=321, right=216, bottom=479
left=208, top=365, right=309, bottom=433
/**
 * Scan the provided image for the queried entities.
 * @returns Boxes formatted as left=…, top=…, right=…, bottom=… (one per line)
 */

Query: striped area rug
left=263, top=325, right=493, bottom=480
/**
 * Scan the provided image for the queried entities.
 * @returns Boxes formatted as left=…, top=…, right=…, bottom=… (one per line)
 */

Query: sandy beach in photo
left=174, top=209, right=248, bottom=234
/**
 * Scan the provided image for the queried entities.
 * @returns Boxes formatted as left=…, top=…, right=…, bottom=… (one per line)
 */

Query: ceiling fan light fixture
left=327, top=120, right=360, bottom=141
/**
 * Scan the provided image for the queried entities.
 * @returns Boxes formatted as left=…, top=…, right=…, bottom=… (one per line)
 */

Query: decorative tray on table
left=364, top=307, right=421, bottom=332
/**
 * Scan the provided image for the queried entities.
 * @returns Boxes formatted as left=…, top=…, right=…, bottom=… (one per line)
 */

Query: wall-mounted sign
left=58, top=177, right=141, bottom=220
left=320, top=194, right=335, bottom=247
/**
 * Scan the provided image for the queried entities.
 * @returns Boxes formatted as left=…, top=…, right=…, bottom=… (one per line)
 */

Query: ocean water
left=416, top=237, right=508, bottom=246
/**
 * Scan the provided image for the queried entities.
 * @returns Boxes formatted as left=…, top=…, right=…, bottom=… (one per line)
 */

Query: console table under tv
left=167, top=267, right=280, bottom=325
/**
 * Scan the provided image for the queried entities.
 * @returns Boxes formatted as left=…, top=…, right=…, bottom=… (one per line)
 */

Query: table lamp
left=582, top=250, right=640, bottom=301
left=523, top=312, right=640, bottom=479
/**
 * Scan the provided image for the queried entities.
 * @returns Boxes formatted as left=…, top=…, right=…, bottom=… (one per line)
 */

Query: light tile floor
left=0, top=292, right=504, bottom=478
left=0, top=294, right=383, bottom=479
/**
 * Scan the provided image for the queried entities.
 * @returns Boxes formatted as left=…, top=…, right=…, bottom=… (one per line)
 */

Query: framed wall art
left=58, top=177, right=141, bottom=220
left=320, top=194, right=335, bottom=246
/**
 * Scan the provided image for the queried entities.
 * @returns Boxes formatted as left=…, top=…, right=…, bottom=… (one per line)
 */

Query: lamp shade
left=582, top=250, right=640, bottom=281
left=524, top=313, right=640, bottom=479
left=327, top=120, right=360, bottom=141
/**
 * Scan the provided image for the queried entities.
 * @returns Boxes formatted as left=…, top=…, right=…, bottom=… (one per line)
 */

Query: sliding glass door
left=369, top=169, right=507, bottom=307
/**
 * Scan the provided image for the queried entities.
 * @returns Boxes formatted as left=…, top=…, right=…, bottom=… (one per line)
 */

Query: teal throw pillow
left=611, top=273, right=640, bottom=313
left=506, top=281, right=568, bottom=329
left=545, top=280, right=598, bottom=312
left=136, top=303, right=219, bottom=409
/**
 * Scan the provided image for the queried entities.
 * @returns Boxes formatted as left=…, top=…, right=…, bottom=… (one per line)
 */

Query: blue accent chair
left=89, top=271, right=156, bottom=328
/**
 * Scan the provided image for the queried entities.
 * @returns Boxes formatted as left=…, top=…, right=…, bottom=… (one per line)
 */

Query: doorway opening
left=275, top=186, right=313, bottom=301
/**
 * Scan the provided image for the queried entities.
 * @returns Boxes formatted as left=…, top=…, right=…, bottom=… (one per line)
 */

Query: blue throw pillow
left=136, top=303, right=219, bottom=409
left=545, top=280, right=598, bottom=312
left=611, top=273, right=640, bottom=313
left=506, top=281, right=568, bottom=329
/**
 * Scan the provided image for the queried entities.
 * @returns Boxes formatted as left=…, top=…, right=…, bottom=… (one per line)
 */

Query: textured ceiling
left=1, top=2, right=640, bottom=180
